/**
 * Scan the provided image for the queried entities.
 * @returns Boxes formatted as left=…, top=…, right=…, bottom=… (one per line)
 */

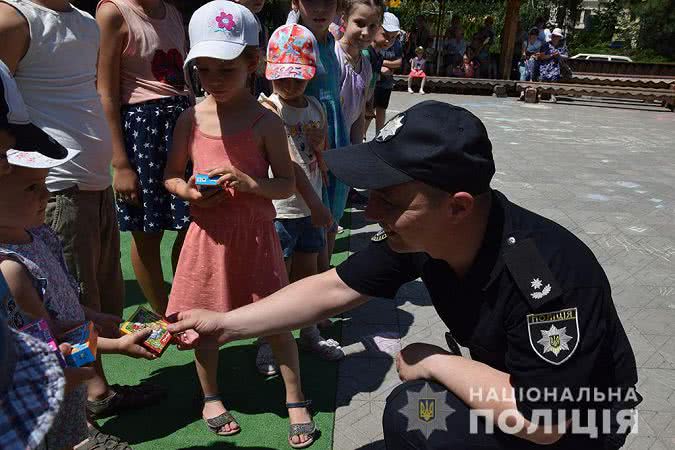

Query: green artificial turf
left=98, top=216, right=351, bottom=449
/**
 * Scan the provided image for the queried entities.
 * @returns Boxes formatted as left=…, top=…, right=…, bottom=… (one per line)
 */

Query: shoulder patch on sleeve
left=503, top=238, right=562, bottom=310
left=527, top=307, right=580, bottom=365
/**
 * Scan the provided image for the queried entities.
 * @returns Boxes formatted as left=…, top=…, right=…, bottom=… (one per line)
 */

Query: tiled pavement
left=332, top=93, right=675, bottom=450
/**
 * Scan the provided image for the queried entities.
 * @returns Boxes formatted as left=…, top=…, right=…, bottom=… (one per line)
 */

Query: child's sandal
left=287, top=400, right=316, bottom=449
left=203, top=395, right=241, bottom=436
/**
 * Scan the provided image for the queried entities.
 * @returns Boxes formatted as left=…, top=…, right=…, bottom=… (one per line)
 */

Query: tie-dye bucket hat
left=266, top=24, right=319, bottom=81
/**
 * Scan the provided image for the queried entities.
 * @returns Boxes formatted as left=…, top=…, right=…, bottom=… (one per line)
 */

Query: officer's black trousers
left=382, top=380, right=601, bottom=450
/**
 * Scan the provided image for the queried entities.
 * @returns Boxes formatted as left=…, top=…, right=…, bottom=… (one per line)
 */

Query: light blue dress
left=304, top=33, right=351, bottom=227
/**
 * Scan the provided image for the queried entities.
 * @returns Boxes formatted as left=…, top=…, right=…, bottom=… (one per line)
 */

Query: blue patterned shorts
left=116, top=96, right=191, bottom=232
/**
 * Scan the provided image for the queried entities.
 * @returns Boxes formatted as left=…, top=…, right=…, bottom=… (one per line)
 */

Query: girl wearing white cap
left=164, top=1, right=315, bottom=447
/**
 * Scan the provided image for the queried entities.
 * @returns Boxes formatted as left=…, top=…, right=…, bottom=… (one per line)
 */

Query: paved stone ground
left=331, top=93, right=675, bottom=450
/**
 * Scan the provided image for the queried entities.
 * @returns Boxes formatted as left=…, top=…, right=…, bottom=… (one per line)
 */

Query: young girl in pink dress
left=163, top=1, right=315, bottom=447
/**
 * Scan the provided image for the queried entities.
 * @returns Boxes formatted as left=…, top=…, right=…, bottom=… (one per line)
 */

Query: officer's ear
left=447, top=192, right=475, bottom=223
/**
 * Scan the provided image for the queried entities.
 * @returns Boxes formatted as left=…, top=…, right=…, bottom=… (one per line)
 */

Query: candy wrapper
left=60, top=321, right=97, bottom=367
left=195, top=173, right=220, bottom=192
left=19, top=319, right=67, bottom=368
left=120, top=306, right=172, bottom=356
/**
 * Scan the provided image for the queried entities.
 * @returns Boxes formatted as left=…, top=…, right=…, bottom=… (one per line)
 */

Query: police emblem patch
left=399, top=382, right=455, bottom=439
left=527, top=307, right=579, bottom=365
left=376, top=114, right=405, bottom=142
left=371, top=229, right=388, bottom=242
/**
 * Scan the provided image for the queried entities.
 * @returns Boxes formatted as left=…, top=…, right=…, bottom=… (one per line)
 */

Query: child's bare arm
left=164, top=109, right=193, bottom=198
left=97, top=3, right=140, bottom=205
left=209, top=111, right=294, bottom=199
left=350, top=110, right=365, bottom=146
left=97, top=329, right=156, bottom=360
left=292, top=163, right=332, bottom=228
left=0, top=259, right=50, bottom=321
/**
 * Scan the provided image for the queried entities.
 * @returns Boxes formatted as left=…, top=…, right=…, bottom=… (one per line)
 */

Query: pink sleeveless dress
left=167, top=114, right=289, bottom=315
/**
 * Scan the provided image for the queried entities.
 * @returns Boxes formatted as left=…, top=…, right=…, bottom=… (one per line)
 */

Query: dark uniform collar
left=462, top=189, right=527, bottom=291
left=460, top=190, right=505, bottom=289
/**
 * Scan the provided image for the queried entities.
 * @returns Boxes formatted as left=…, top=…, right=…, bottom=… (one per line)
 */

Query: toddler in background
left=259, top=23, right=345, bottom=375
left=407, top=46, right=427, bottom=94
left=164, top=2, right=315, bottom=447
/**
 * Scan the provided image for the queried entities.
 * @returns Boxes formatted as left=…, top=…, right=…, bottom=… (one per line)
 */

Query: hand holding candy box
left=59, top=321, right=98, bottom=367
left=119, top=306, right=172, bottom=356
left=195, top=173, right=221, bottom=192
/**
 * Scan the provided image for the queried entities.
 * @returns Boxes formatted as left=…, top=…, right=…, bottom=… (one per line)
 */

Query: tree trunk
left=499, top=0, right=521, bottom=80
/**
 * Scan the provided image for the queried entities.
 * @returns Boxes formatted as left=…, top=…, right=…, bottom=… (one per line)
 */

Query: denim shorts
left=274, top=217, right=326, bottom=258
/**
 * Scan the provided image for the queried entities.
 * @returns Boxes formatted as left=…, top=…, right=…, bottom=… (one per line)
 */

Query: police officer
left=168, top=101, right=641, bottom=449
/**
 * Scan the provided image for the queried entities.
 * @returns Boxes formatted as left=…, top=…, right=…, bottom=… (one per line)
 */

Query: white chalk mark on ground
left=628, top=226, right=647, bottom=233
left=601, top=235, right=674, bottom=262
left=617, top=181, right=641, bottom=188
left=659, top=287, right=673, bottom=297
left=650, top=198, right=663, bottom=203
left=587, top=194, right=610, bottom=201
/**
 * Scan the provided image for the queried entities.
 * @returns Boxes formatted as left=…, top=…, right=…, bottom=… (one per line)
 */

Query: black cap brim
left=10, top=123, right=68, bottom=160
left=323, top=141, right=413, bottom=190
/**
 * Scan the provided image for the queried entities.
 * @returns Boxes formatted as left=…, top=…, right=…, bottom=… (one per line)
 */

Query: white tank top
left=6, top=0, right=112, bottom=191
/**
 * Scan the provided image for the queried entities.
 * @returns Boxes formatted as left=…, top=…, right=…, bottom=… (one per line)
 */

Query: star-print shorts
left=117, top=95, right=191, bottom=233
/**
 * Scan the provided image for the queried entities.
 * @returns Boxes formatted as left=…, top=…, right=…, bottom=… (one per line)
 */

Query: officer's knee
left=383, top=380, right=467, bottom=450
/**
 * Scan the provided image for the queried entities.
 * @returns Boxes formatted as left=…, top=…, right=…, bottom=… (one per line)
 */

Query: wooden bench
left=517, top=81, right=675, bottom=111
left=393, top=75, right=517, bottom=96
left=568, top=74, right=675, bottom=90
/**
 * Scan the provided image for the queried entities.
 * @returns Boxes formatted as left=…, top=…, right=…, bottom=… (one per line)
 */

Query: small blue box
left=195, top=174, right=220, bottom=191
left=60, top=321, right=97, bottom=367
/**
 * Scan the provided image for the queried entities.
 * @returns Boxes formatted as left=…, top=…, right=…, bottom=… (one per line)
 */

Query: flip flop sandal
left=203, top=395, right=241, bottom=436
left=87, top=382, right=167, bottom=419
left=287, top=400, right=316, bottom=449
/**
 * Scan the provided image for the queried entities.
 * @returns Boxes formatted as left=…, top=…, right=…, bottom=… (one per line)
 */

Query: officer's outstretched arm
left=424, top=355, right=565, bottom=445
left=168, top=269, right=369, bottom=346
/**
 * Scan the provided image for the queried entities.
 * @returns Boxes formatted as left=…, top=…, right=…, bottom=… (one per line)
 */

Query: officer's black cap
left=323, top=100, right=495, bottom=195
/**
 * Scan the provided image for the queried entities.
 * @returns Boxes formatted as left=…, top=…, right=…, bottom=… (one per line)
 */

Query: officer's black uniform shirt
left=336, top=190, right=641, bottom=443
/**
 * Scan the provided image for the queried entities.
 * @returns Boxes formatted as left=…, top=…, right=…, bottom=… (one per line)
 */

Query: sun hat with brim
left=183, top=0, right=260, bottom=94
left=266, top=24, right=319, bottom=81
left=0, top=284, right=65, bottom=450
left=1, top=60, right=78, bottom=167
left=551, top=28, right=564, bottom=37
left=382, top=12, right=400, bottom=33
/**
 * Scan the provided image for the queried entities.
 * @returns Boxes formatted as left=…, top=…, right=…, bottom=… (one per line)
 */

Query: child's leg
left=131, top=231, right=168, bottom=315
left=196, top=347, right=240, bottom=434
left=420, top=77, right=427, bottom=94
left=266, top=332, right=313, bottom=446
left=407, top=76, right=414, bottom=93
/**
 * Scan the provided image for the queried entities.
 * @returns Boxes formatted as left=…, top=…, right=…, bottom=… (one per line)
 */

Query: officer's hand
left=395, top=343, right=451, bottom=382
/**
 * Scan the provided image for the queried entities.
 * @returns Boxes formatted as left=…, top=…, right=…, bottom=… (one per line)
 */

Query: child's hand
left=304, top=126, right=325, bottom=155
left=59, top=343, right=96, bottom=394
left=115, top=328, right=157, bottom=360
left=208, top=165, right=256, bottom=193
left=183, top=175, right=229, bottom=208
left=310, top=203, right=333, bottom=229
left=113, top=166, right=141, bottom=206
